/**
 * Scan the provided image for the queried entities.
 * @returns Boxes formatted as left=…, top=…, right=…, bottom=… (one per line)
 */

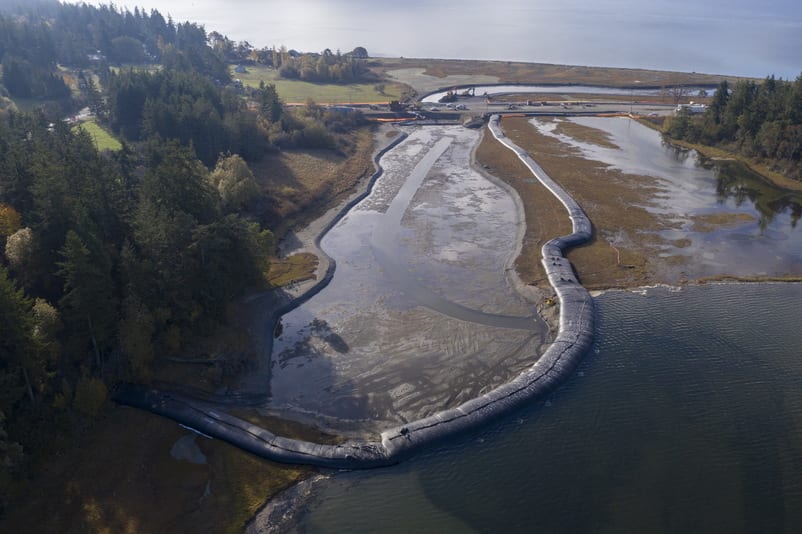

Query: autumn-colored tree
left=209, top=154, right=260, bottom=213
left=4, top=227, right=34, bottom=283
left=0, top=204, right=21, bottom=238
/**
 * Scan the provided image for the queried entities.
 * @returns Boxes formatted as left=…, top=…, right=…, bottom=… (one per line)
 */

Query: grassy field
left=378, top=57, right=745, bottom=87
left=265, top=253, right=319, bottom=287
left=231, top=64, right=404, bottom=103
left=250, top=127, right=377, bottom=237
left=75, top=119, right=123, bottom=151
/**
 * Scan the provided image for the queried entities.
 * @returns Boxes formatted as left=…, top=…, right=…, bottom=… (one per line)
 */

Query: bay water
left=295, top=283, right=802, bottom=533
left=74, top=0, right=802, bottom=79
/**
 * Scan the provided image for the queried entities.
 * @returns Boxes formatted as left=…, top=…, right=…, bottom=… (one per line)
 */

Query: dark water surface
left=296, top=283, right=802, bottom=533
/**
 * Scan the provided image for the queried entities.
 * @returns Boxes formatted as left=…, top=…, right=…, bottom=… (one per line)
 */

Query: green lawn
left=108, top=63, right=163, bottom=75
left=75, top=119, right=123, bottom=151
left=230, top=64, right=403, bottom=104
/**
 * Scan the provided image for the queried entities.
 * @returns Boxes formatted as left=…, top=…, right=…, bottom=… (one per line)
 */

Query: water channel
left=266, top=117, right=802, bottom=531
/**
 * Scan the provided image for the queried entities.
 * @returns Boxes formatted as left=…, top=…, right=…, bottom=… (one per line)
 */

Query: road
left=428, top=94, right=676, bottom=117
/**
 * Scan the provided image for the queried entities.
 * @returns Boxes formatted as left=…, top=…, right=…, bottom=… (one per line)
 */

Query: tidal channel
left=266, top=125, right=545, bottom=431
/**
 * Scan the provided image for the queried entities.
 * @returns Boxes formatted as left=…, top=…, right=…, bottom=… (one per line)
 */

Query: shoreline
left=632, top=117, right=802, bottom=194
left=246, top=474, right=330, bottom=534
left=471, top=127, right=561, bottom=335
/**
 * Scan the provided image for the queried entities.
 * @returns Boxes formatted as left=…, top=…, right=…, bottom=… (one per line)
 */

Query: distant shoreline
left=378, top=57, right=751, bottom=99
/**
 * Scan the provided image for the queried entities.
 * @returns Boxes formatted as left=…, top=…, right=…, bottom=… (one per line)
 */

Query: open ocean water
left=75, top=0, right=801, bottom=78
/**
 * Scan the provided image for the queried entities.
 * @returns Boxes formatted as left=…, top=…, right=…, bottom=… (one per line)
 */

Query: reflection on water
left=295, top=283, right=802, bottom=534
left=533, top=117, right=802, bottom=279
left=712, top=159, right=802, bottom=231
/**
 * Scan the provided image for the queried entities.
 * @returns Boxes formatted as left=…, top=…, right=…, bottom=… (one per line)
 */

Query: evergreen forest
left=666, top=76, right=802, bottom=182
left=0, top=0, right=368, bottom=512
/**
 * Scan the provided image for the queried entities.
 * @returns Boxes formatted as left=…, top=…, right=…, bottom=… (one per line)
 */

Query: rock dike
left=114, top=115, right=595, bottom=468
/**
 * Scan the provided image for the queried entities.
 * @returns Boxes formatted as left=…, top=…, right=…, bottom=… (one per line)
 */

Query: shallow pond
left=532, top=117, right=802, bottom=280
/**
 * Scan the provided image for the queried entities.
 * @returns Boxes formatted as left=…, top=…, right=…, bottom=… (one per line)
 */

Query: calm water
left=76, top=0, right=802, bottom=78
left=296, top=283, right=802, bottom=533
left=533, top=117, right=802, bottom=281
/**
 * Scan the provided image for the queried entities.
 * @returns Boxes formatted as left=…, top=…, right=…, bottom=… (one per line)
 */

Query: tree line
left=209, top=29, right=373, bottom=85
left=665, top=75, right=802, bottom=182
left=102, top=68, right=363, bottom=165
left=0, top=0, right=229, bottom=102
left=276, top=47, right=374, bottom=84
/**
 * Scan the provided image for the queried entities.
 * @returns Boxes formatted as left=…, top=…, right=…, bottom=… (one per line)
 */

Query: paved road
left=429, top=95, right=675, bottom=117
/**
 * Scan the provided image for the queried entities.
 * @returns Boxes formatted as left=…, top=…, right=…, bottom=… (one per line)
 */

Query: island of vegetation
left=1, top=1, right=801, bottom=532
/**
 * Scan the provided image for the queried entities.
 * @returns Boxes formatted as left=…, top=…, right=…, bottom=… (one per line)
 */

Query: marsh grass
left=266, top=253, right=319, bottom=287
left=379, top=57, right=740, bottom=92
